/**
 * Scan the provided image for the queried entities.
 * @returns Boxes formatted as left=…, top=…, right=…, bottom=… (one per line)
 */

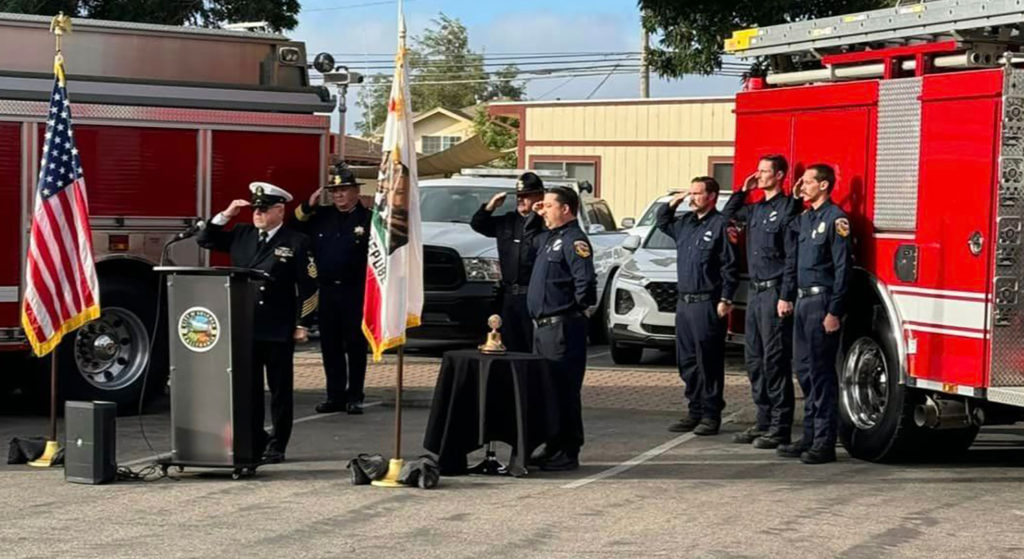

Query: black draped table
left=423, top=350, right=560, bottom=477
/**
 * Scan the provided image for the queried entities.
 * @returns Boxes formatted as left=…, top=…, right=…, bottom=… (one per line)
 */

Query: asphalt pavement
left=3, top=350, right=1024, bottom=557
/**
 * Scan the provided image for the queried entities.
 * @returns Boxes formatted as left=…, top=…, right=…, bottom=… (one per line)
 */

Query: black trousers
left=500, top=290, right=533, bottom=353
left=253, top=339, right=295, bottom=453
left=675, top=299, right=726, bottom=421
left=319, top=284, right=367, bottom=404
left=794, top=293, right=840, bottom=449
left=744, top=286, right=795, bottom=437
left=533, top=314, right=587, bottom=455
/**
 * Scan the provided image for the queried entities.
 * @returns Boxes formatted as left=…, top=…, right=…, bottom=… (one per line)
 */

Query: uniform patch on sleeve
left=835, top=217, right=851, bottom=238
left=307, top=256, right=318, bottom=279
left=574, top=240, right=592, bottom=258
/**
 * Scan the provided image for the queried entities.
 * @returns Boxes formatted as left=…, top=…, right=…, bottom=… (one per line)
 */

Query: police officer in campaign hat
left=721, top=155, right=801, bottom=449
left=527, top=186, right=597, bottom=471
left=198, top=181, right=319, bottom=464
left=470, top=172, right=546, bottom=352
left=294, top=167, right=372, bottom=415
left=657, top=176, right=738, bottom=437
left=780, top=163, right=852, bottom=464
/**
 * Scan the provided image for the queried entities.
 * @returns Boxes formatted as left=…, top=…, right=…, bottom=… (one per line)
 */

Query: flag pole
left=395, top=346, right=403, bottom=458
left=28, top=12, right=73, bottom=468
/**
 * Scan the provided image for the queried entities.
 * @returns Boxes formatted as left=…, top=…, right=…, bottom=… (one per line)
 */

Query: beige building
left=490, top=97, right=736, bottom=221
left=412, top=106, right=476, bottom=155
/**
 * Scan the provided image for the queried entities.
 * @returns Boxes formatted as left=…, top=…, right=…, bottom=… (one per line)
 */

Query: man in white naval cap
left=197, top=181, right=319, bottom=464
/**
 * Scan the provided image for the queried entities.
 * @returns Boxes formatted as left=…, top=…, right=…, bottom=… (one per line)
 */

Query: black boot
left=668, top=416, right=702, bottom=433
left=692, top=418, right=721, bottom=436
left=800, top=446, right=837, bottom=464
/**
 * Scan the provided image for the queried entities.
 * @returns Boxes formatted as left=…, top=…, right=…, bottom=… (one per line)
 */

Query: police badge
left=354, top=226, right=365, bottom=236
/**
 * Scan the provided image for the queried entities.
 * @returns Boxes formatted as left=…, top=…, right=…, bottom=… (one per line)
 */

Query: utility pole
left=640, top=19, right=650, bottom=98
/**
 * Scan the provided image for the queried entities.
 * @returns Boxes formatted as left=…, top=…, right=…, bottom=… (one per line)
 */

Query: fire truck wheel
left=838, top=332, right=914, bottom=462
left=58, top=274, right=168, bottom=414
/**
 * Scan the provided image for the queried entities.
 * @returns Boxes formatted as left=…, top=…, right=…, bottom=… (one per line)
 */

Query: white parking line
left=586, top=351, right=610, bottom=360
left=120, top=401, right=384, bottom=467
left=562, top=412, right=739, bottom=489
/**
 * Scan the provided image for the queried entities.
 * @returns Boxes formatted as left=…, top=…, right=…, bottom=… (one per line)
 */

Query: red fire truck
left=0, top=13, right=331, bottom=409
left=724, top=0, right=1024, bottom=461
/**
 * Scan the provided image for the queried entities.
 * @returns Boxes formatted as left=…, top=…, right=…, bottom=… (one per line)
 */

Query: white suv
left=605, top=193, right=747, bottom=364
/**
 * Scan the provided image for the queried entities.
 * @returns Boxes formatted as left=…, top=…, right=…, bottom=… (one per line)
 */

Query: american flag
left=20, top=56, right=100, bottom=357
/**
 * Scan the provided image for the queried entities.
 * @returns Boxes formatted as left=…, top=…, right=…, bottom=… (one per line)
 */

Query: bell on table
left=478, top=314, right=507, bottom=355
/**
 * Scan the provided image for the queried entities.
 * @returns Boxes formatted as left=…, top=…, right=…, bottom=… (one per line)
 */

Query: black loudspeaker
left=64, top=401, right=116, bottom=484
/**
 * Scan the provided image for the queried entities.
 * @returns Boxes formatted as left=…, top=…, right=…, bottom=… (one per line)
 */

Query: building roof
left=490, top=95, right=735, bottom=108
left=412, top=106, right=475, bottom=124
left=343, top=135, right=383, bottom=164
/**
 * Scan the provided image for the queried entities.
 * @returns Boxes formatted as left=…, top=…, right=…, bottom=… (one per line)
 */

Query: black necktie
left=257, top=231, right=268, bottom=249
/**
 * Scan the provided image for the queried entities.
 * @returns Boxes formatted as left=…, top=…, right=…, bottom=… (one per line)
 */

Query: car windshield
left=420, top=186, right=515, bottom=223
left=636, top=200, right=669, bottom=228
left=644, top=195, right=732, bottom=250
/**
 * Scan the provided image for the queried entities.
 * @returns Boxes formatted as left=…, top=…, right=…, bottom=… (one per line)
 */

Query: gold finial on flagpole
left=50, top=12, right=72, bottom=54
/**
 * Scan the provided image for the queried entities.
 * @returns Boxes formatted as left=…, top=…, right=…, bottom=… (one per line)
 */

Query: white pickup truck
left=413, top=169, right=631, bottom=344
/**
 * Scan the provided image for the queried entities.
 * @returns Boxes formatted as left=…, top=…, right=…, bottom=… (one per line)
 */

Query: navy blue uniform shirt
left=785, top=199, right=853, bottom=316
left=526, top=219, right=597, bottom=319
left=655, top=203, right=738, bottom=301
left=470, top=205, right=544, bottom=286
left=293, top=201, right=372, bottom=287
left=721, top=189, right=802, bottom=302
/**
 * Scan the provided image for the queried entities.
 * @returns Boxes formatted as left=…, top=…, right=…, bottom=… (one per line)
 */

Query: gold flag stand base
left=28, top=440, right=61, bottom=468
left=371, top=458, right=406, bottom=488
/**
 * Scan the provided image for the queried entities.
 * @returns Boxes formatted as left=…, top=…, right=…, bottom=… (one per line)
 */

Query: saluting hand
left=531, top=200, right=544, bottom=214
left=669, top=191, right=688, bottom=209
left=823, top=313, right=841, bottom=333
left=486, top=192, right=508, bottom=212
left=743, top=172, right=758, bottom=192
left=308, top=187, right=324, bottom=207
left=223, top=199, right=251, bottom=219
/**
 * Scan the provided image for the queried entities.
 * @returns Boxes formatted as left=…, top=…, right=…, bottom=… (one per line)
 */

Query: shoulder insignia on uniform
left=835, top=217, right=851, bottom=238
left=307, top=256, right=318, bottom=279
left=275, top=246, right=294, bottom=258
left=574, top=240, right=591, bottom=258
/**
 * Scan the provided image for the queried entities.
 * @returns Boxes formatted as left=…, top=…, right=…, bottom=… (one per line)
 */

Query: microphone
left=175, top=218, right=206, bottom=240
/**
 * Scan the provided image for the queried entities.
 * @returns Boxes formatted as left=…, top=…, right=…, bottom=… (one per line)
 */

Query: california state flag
left=362, top=7, right=423, bottom=362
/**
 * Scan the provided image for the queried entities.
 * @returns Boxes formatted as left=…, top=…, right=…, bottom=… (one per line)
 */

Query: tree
left=355, top=13, right=525, bottom=136
left=0, top=0, right=300, bottom=32
left=473, top=106, right=518, bottom=168
left=639, top=0, right=897, bottom=77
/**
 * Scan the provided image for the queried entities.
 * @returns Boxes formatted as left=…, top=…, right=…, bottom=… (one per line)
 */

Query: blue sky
left=293, top=0, right=741, bottom=133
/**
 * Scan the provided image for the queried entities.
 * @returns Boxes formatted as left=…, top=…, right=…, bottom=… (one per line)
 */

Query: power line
left=311, top=69, right=745, bottom=87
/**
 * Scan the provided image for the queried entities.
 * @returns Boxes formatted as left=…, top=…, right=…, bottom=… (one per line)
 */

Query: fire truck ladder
left=725, top=0, right=1024, bottom=85
left=725, top=0, right=1024, bottom=59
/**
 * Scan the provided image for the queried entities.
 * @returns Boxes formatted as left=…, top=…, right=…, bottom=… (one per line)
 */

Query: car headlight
left=463, top=257, right=502, bottom=282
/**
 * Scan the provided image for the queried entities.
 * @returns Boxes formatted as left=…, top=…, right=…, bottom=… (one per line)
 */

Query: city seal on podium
left=178, top=306, right=221, bottom=352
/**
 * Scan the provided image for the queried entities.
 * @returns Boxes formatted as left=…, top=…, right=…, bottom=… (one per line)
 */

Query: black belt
left=798, top=286, right=828, bottom=298
left=678, top=292, right=714, bottom=304
left=503, top=284, right=530, bottom=295
left=751, top=279, right=779, bottom=292
left=534, top=312, right=581, bottom=327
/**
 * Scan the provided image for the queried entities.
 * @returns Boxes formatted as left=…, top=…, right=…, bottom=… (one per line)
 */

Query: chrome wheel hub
left=841, top=337, right=890, bottom=430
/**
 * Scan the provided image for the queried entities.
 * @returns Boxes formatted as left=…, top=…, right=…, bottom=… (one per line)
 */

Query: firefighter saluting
left=294, top=168, right=372, bottom=415
left=197, top=182, right=319, bottom=464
